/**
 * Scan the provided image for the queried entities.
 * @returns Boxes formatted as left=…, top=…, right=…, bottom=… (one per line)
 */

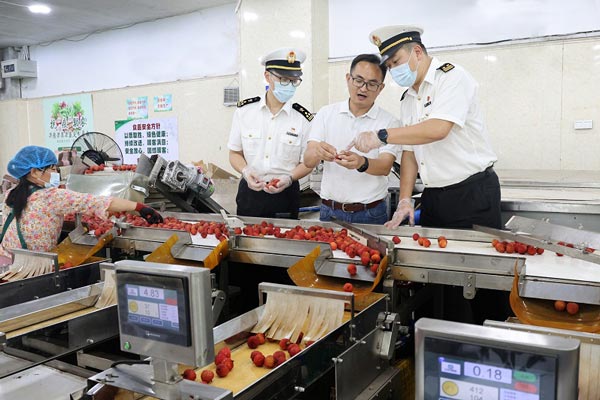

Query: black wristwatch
left=357, top=157, right=369, bottom=173
left=377, top=128, right=388, bottom=144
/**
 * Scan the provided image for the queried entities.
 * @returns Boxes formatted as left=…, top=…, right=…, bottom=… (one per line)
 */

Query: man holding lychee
left=304, top=54, right=402, bottom=224
left=228, top=48, right=314, bottom=219
left=349, top=26, right=507, bottom=325
left=350, top=26, right=501, bottom=231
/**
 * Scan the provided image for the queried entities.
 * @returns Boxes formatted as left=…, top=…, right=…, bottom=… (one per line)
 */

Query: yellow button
left=417, top=96, right=421, bottom=101
left=268, top=137, right=271, bottom=140
left=249, top=134, right=252, bottom=137
left=288, top=141, right=292, bottom=144
left=265, top=155, right=269, bottom=158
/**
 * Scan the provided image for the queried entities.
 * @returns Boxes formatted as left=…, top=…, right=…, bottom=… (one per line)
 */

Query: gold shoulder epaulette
left=292, top=103, right=314, bottom=121
left=437, top=63, right=455, bottom=73
left=237, top=96, right=260, bottom=108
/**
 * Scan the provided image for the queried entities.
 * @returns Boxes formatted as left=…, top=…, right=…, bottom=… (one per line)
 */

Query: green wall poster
left=114, top=118, right=179, bottom=164
left=43, top=94, right=94, bottom=151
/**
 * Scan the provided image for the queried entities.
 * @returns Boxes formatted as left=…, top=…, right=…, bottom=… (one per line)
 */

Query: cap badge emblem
left=287, top=51, right=296, bottom=64
left=372, top=35, right=382, bottom=47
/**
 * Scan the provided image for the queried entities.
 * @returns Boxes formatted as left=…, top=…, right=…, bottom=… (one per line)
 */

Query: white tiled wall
left=329, top=37, right=600, bottom=171
left=0, top=76, right=238, bottom=175
left=1, top=36, right=600, bottom=173
left=561, top=40, right=600, bottom=169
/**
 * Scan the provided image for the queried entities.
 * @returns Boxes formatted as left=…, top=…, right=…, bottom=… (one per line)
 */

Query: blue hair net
left=7, top=146, right=58, bottom=179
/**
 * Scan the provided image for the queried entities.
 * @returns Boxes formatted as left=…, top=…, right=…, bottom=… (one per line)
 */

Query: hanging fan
left=70, top=132, right=123, bottom=166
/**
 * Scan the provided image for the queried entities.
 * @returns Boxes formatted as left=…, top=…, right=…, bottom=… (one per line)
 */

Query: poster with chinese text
left=114, top=118, right=179, bottom=164
left=153, top=94, right=172, bottom=112
left=43, top=94, right=94, bottom=151
left=126, top=96, right=148, bottom=119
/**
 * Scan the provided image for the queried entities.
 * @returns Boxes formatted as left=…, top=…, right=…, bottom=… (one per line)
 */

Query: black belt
left=432, top=166, right=495, bottom=191
left=322, top=198, right=384, bottom=212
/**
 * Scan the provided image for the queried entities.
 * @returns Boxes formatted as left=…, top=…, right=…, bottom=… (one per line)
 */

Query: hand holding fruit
left=316, top=141, right=338, bottom=162
left=135, top=203, right=163, bottom=224
left=384, top=198, right=414, bottom=228
left=334, top=150, right=364, bottom=170
left=242, top=166, right=265, bottom=191
left=263, top=174, right=292, bottom=194
left=346, top=130, right=383, bottom=153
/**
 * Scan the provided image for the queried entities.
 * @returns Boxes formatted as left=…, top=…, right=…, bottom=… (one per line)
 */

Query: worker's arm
left=334, top=151, right=396, bottom=176
left=399, top=151, right=418, bottom=200
left=386, top=119, right=454, bottom=145
left=290, top=163, right=313, bottom=181
left=385, top=151, right=418, bottom=228
left=229, top=150, right=247, bottom=174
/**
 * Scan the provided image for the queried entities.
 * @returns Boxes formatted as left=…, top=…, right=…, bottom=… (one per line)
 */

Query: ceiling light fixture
left=28, top=3, right=51, bottom=14
left=0, top=1, right=51, bottom=14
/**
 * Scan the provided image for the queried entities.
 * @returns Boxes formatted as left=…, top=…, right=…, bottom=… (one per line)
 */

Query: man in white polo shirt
left=351, top=26, right=501, bottom=230
left=304, top=54, right=401, bottom=224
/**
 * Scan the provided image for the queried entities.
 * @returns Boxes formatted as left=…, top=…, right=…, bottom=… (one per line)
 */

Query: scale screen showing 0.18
left=423, top=337, right=558, bottom=400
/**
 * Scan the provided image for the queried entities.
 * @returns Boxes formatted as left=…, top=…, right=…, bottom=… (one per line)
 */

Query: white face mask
left=45, top=172, right=60, bottom=188
left=272, top=81, right=296, bottom=103
left=389, top=49, right=419, bottom=87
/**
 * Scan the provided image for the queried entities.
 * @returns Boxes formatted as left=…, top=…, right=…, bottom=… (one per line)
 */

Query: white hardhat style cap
left=369, top=25, right=424, bottom=62
left=260, top=47, right=306, bottom=77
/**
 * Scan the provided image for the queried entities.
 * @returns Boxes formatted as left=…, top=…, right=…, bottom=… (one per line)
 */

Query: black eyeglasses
left=269, top=72, right=302, bottom=87
left=349, top=75, right=382, bottom=92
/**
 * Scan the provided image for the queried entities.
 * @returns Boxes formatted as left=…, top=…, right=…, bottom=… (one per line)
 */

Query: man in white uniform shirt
left=351, top=27, right=507, bottom=326
left=304, top=54, right=401, bottom=224
left=351, top=26, right=501, bottom=230
left=228, top=48, right=313, bottom=219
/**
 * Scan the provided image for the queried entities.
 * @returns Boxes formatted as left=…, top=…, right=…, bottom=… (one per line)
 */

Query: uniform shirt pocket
left=241, top=130, right=263, bottom=155
left=277, top=131, right=302, bottom=163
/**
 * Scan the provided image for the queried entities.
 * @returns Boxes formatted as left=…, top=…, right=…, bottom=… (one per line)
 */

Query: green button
left=514, top=370, right=537, bottom=383
left=124, top=341, right=131, bottom=351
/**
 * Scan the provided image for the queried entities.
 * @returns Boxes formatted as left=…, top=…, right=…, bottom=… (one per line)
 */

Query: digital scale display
left=125, top=284, right=180, bottom=332
left=424, top=337, right=557, bottom=400
left=117, top=272, right=191, bottom=347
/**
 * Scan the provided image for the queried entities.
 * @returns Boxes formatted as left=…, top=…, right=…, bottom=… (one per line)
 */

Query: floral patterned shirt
left=0, top=188, right=111, bottom=256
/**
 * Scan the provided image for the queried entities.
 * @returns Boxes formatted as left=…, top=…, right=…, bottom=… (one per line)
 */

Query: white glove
left=264, top=174, right=292, bottom=194
left=384, top=198, right=415, bottom=228
left=347, top=131, right=384, bottom=153
left=242, top=166, right=264, bottom=191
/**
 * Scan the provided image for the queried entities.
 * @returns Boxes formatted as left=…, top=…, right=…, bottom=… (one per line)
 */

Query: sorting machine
left=498, top=169, right=600, bottom=230
left=1, top=210, right=598, bottom=399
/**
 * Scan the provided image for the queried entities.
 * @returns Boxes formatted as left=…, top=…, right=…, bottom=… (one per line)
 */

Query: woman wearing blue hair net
left=0, top=146, right=162, bottom=267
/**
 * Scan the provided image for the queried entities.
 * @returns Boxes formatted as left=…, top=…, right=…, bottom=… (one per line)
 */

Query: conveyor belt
left=5, top=307, right=100, bottom=339
left=385, top=235, right=600, bottom=283
left=502, top=187, right=600, bottom=203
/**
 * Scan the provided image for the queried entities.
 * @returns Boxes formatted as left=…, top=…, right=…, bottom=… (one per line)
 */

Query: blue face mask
left=390, top=50, right=418, bottom=87
left=272, top=81, right=296, bottom=103
left=45, top=172, right=60, bottom=188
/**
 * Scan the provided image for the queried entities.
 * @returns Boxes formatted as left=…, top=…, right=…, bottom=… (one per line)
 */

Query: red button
left=514, top=381, right=538, bottom=394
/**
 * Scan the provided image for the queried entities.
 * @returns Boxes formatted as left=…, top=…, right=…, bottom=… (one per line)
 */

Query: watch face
left=378, top=129, right=388, bottom=143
